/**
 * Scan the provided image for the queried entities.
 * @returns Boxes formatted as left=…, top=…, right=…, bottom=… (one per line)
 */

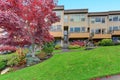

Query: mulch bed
left=12, top=55, right=53, bottom=71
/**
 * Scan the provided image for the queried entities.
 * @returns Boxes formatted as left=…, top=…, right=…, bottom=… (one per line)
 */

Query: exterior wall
left=50, top=8, right=64, bottom=38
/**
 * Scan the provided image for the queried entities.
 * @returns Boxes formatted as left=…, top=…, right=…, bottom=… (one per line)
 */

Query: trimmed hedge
left=98, top=39, right=114, bottom=46
left=68, top=45, right=80, bottom=49
left=55, top=45, right=62, bottom=50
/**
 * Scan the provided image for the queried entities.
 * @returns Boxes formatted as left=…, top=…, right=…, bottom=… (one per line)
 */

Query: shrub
left=55, top=44, right=62, bottom=50
left=70, top=40, right=85, bottom=47
left=0, top=46, right=16, bottom=54
left=42, top=42, right=54, bottom=55
left=68, top=45, right=80, bottom=49
left=98, top=39, right=114, bottom=46
left=7, top=54, right=21, bottom=67
left=37, top=51, right=47, bottom=60
left=0, top=61, right=6, bottom=70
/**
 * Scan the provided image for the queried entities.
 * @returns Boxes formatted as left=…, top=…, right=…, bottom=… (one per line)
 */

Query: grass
left=0, top=46, right=120, bottom=80
left=53, top=49, right=62, bottom=53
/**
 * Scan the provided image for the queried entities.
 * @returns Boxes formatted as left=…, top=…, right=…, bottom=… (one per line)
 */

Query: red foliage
left=0, top=0, right=59, bottom=47
left=70, top=40, right=85, bottom=47
left=0, top=45, right=16, bottom=52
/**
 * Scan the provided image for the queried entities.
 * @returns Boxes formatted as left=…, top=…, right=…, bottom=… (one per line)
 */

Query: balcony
left=93, top=34, right=111, bottom=39
left=112, top=30, right=120, bottom=36
left=69, top=33, right=89, bottom=38
left=50, top=32, right=63, bottom=38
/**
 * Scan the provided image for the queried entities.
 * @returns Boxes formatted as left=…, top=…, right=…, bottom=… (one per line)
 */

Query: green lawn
left=0, top=46, right=120, bottom=80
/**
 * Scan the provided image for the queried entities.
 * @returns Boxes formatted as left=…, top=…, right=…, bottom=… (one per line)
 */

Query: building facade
left=50, top=6, right=120, bottom=47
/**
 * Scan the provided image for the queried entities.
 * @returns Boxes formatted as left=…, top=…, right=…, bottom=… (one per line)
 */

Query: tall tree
left=0, top=0, right=59, bottom=57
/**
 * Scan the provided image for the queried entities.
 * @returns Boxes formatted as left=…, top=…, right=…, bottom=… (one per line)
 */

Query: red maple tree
left=0, top=0, right=59, bottom=57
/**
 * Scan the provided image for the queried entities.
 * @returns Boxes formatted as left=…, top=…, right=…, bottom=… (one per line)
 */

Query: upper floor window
left=109, top=15, right=120, bottom=22
left=50, top=25, right=62, bottom=32
left=70, top=14, right=85, bottom=22
left=64, top=15, right=68, bottom=22
left=91, top=17, right=105, bottom=23
left=70, top=14, right=80, bottom=22
left=81, top=15, right=85, bottom=21
left=55, top=11, right=62, bottom=20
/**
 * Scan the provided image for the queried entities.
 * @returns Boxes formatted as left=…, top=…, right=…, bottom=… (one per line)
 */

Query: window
left=95, top=29, right=101, bottom=34
left=95, top=18, right=101, bottom=22
left=109, top=26, right=113, bottom=33
left=109, top=15, right=120, bottom=22
left=113, top=26, right=118, bottom=31
left=102, top=18, right=105, bottom=23
left=91, top=17, right=105, bottom=23
left=55, top=11, right=62, bottom=20
left=91, top=18, right=95, bottom=23
left=70, top=14, right=80, bottom=22
left=113, top=16, right=118, bottom=21
left=81, top=27, right=85, bottom=32
left=64, top=15, right=68, bottom=22
left=81, top=15, right=85, bottom=21
left=91, top=29, right=94, bottom=34
left=70, top=28, right=74, bottom=32
left=50, top=25, right=62, bottom=31
left=74, top=27, right=80, bottom=32
left=109, top=16, right=112, bottom=21
left=70, top=27, right=86, bottom=33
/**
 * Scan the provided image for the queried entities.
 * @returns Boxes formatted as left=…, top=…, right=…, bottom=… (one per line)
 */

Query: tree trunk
left=31, top=43, right=36, bottom=57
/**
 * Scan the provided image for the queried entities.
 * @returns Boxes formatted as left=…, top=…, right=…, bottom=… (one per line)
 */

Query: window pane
left=113, top=26, right=118, bottom=31
left=81, top=27, right=85, bottom=32
left=109, top=26, right=113, bottom=32
left=113, top=16, right=118, bottom=21
left=57, top=25, right=62, bottom=31
left=91, top=18, right=95, bottom=23
left=95, top=29, right=101, bottom=34
left=95, top=18, right=101, bottom=22
left=70, top=28, right=74, bottom=32
left=91, top=29, right=94, bottom=34
left=81, top=18, right=85, bottom=21
left=102, top=18, right=105, bottom=23
left=109, top=16, right=112, bottom=21
left=81, top=15, right=85, bottom=21
left=74, top=27, right=80, bottom=32
left=70, top=15, right=80, bottom=22
left=64, top=15, right=68, bottom=22
left=55, top=11, right=62, bottom=20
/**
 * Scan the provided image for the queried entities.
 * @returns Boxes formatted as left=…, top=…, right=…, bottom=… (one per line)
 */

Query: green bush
left=7, top=54, right=21, bottom=67
left=55, top=44, right=62, bottom=50
left=42, top=42, right=54, bottom=55
left=98, top=39, right=114, bottom=46
left=68, top=45, right=80, bottom=49
left=0, top=61, right=6, bottom=70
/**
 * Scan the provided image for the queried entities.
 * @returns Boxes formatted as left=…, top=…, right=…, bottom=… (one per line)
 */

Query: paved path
left=99, top=74, right=120, bottom=80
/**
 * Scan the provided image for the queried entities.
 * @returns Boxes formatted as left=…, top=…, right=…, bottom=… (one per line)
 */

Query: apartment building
left=50, top=5, right=120, bottom=47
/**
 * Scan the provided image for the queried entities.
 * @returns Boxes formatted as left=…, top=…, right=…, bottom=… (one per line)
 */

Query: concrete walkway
left=99, top=74, right=120, bottom=80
